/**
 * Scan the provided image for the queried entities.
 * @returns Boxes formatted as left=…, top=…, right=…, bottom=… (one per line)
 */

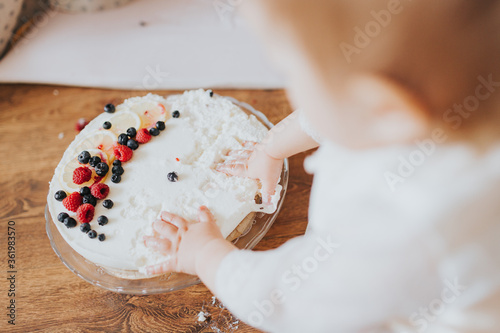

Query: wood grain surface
left=0, top=85, right=313, bottom=333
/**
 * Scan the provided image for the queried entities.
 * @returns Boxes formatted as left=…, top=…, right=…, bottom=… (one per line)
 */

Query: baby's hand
left=143, top=206, right=224, bottom=276
left=216, top=141, right=283, bottom=204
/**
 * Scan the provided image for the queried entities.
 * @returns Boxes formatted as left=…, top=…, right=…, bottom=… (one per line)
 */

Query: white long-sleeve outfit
left=215, top=135, right=500, bottom=332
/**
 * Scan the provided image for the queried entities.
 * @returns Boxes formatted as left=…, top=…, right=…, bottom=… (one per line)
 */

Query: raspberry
left=91, top=183, right=110, bottom=199
left=113, top=145, right=133, bottom=162
left=73, top=167, right=92, bottom=185
left=75, top=118, right=89, bottom=131
left=77, top=203, right=95, bottom=223
left=62, top=192, right=82, bottom=212
left=135, top=128, right=151, bottom=144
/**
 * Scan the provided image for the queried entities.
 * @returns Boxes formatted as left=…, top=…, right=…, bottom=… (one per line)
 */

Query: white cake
left=47, top=89, right=281, bottom=277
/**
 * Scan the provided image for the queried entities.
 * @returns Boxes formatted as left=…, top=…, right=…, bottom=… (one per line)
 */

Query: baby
left=144, top=1, right=500, bottom=332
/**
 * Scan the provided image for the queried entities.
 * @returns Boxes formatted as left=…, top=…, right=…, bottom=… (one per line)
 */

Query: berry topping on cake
left=135, top=128, right=151, bottom=143
left=90, top=183, right=109, bottom=199
left=97, top=215, right=108, bottom=226
left=111, top=174, right=121, bottom=183
left=78, top=151, right=91, bottom=164
left=126, top=127, right=137, bottom=137
left=98, top=234, right=106, bottom=242
left=73, top=167, right=92, bottom=185
left=172, top=110, right=180, bottom=118
left=88, top=230, right=97, bottom=239
left=57, top=212, right=69, bottom=222
left=89, top=155, right=101, bottom=168
left=113, top=145, right=133, bottom=162
left=149, top=127, right=160, bottom=136
left=80, top=223, right=91, bottom=233
left=82, top=194, right=97, bottom=206
left=104, top=103, right=115, bottom=113
left=167, top=172, right=178, bottom=182
left=54, top=190, right=67, bottom=201
left=95, top=162, right=109, bottom=176
left=63, top=192, right=83, bottom=212
left=63, top=217, right=77, bottom=228
left=117, top=133, right=129, bottom=145
left=156, top=121, right=166, bottom=131
left=112, top=165, right=124, bottom=176
left=112, top=160, right=122, bottom=167
left=77, top=203, right=95, bottom=223
left=80, top=186, right=91, bottom=196
left=102, top=199, right=114, bottom=209
left=75, top=118, right=89, bottom=132
left=127, top=139, right=139, bottom=150
left=103, top=121, right=112, bottom=129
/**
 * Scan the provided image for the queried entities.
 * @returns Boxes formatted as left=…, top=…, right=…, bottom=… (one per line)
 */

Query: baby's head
left=244, top=0, right=500, bottom=148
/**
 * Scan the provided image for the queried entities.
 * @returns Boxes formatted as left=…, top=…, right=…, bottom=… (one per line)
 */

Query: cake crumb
left=58, top=132, right=64, bottom=139
left=53, top=89, right=59, bottom=96
left=198, top=311, right=209, bottom=322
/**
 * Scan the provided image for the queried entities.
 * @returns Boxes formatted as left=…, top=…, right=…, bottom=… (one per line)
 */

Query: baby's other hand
left=143, top=206, right=224, bottom=276
left=216, top=141, right=283, bottom=204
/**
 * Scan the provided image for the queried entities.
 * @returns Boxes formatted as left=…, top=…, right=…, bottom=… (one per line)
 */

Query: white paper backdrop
left=0, top=0, right=284, bottom=89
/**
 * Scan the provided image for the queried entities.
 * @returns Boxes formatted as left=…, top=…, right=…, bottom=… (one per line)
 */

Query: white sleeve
left=215, top=228, right=444, bottom=333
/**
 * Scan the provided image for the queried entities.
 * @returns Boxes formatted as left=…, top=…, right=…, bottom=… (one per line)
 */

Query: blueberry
left=167, top=172, right=178, bottom=182
left=112, top=165, right=124, bottom=175
left=57, top=212, right=69, bottom=222
left=103, top=121, right=112, bottom=129
left=103, top=199, right=114, bottom=209
left=80, top=223, right=91, bottom=233
left=98, top=234, right=106, bottom=242
left=80, top=186, right=91, bottom=196
left=118, top=133, right=129, bottom=145
left=88, top=230, right=97, bottom=239
left=111, top=174, right=121, bottom=183
left=89, top=156, right=101, bottom=167
left=127, top=139, right=139, bottom=150
left=63, top=217, right=77, bottom=228
left=172, top=110, right=180, bottom=118
left=54, top=190, right=67, bottom=201
left=97, top=215, right=108, bottom=226
left=112, top=160, right=122, bottom=167
left=82, top=194, right=97, bottom=206
left=95, top=162, right=109, bottom=176
left=156, top=121, right=165, bottom=131
left=104, top=103, right=115, bottom=113
left=126, top=127, right=137, bottom=137
left=78, top=151, right=91, bottom=164
left=149, top=127, right=160, bottom=136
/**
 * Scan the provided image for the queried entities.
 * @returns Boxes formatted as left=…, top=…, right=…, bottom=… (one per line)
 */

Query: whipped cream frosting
left=47, top=90, right=281, bottom=272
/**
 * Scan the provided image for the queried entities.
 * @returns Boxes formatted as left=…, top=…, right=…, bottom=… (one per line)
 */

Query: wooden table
left=0, top=85, right=313, bottom=332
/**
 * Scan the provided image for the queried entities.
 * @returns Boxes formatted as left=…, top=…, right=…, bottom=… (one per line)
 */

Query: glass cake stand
left=45, top=96, right=289, bottom=295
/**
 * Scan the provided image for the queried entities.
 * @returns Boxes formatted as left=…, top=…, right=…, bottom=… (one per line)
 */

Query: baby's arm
left=145, top=110, right=319, bottom=287
left=217, top=110, right=320, bottom=203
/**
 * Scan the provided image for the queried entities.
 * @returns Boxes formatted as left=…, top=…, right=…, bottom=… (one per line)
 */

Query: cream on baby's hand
left=143, top=206, right=226, bottom=276
left=216, top=141, right=283, bottom=204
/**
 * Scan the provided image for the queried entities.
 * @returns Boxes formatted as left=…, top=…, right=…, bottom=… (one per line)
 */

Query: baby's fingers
left=160, top=211, right=188, bottom=231
left=198, top=205, right=215, bottom=223
left=215, top=161, right=247, bottom=177
left=152, top=219, right=178, bottom=239
left=227, top=149, right=253, bottom=159
left=145, top=259, right=177, bottom=276
left=242, top=141, right=257, bottom=148
left=143, top=235, right=172, bottom=253
left=261, top=181, right=276, bottom=205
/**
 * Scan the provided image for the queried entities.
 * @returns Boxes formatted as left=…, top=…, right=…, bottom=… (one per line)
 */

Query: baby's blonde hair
left=250, top=0, right=500, bottom=136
